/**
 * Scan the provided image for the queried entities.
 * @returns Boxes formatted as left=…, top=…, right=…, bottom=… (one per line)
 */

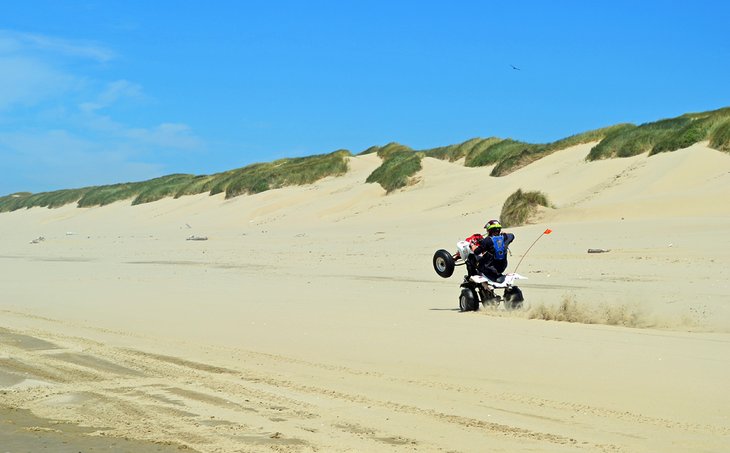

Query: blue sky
left=1, top=1, right=729, bottom=195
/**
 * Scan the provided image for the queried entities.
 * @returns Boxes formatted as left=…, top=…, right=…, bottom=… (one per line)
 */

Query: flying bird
left=510, top=64, right=521, bottom=71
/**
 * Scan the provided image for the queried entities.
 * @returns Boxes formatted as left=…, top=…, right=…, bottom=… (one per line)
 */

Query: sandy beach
left=1, top=142, right=729, bottom=452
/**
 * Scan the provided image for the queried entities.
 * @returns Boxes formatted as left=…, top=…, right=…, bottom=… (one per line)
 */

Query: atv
left=433, top=235, right=526, bottom=312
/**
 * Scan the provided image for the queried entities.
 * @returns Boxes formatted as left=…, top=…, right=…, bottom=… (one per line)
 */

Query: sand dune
left=1, top=143, right=729, bottom=452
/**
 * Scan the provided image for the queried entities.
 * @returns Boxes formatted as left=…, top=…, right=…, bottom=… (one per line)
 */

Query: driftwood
left=587, top=248, right=610, bottom=253
left=186, top=235, right=208, bottom=241
left=30, top=236, right=45, bottom=244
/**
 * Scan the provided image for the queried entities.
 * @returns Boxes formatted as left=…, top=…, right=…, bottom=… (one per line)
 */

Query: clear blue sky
left=2, top=1, right=729, bottom=195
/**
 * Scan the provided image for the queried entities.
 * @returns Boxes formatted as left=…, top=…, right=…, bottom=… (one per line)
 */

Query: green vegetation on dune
left=222, top=150, right=351, bottom=198
left=543, top=124, right=631, bottom=152
left=587, top=107, right=730, bottom=160
left=375, top=142, right=412, bottom=159
left=421, top=125, right=627, bottom=177
left=365, top=147, right=423, bottom=193
left=465, top=139, right=533, bottom=167
left=423, top=137, right=502, bottom=162
left=466, top=139, right=542, bottom=170
left=76, top=184, right=138, bottom=208
left=173, top=175, right=218, bottom=198
left=357, top=145, right=381, bottom=155
left=499, top=189, right=551, bottom=228
left=491, top=124, right=633, bottom=176
left=3, top=188, right=90, bottom=211
left=3, top=107, right=729, bottom=210
left=709, top=118, right=730, bottom=152
left=131, top=174, right=199, bottom=205
left=652, top=108, right=730, bottom=155
left=0, top=150, right=351, bottom=211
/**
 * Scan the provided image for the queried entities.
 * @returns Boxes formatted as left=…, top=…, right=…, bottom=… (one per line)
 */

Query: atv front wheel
left=459, top=288, right=478, bottom=312
left=433, top=249, right=455, bottom=278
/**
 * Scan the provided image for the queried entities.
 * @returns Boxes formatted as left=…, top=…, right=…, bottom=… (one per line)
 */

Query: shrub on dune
left=365, top=149, right=423, bottom=193
left=709, top=118, right=730, bottom=152
left=500, top=189, right=550, bottom=227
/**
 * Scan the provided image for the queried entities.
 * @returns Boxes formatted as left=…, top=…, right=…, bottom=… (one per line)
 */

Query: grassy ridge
left=1, top=150, right=350, bottom=212
left=365, top=145, right=422, bottom=193
left=420, top=125, right=629, bottom=177
left=491, top=124, right=632, bottom=176
left=421, top=107, right=729, bottom=176
left=465, top=139, right=541, bottom=168
left=219, top=151, right=351, bottom=198
left=0, top=189, right=88, bottom=211
left=587, top=107, right=730, bottom=160
left=3, top=107, right=729, bottom=211
left=423, top=137, right=502, bottom=162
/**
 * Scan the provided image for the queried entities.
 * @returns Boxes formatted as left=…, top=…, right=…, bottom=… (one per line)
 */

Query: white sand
left=1, top=143, right=729, bottom=452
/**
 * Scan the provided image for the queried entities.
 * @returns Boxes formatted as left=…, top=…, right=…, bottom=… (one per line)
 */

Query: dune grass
left=651, top=108, right=730, bottom=155
left=499, top=189, right=550, bottom=227
left=0, top=150, right=351, bottom=211
left=365, top=148, right=423, bottom=193
left=0, top=189, right=90, bottom=212
left=358, top=145, right=381, bottom=155
left=421, top=125, right=626, bottom=177
left=490, top=125, right=631, bottom=177
left=587, top=107, right=730, bottom=160
left=462, top=139, right=534, bottom=168
left=586, top=121, right=678, bottom=160
left=3, top=107, right=729, bottom=210
left=219, top=150, right=351, bottom=198
left=131, top=174, right=200, bottom=205
left=709, top=118, right=730, bottom=152
left=423, top=137, right=502, bottom=162
left=75, top=174, right=200, bottom=207
left=173, top=175, right=219, bottom=198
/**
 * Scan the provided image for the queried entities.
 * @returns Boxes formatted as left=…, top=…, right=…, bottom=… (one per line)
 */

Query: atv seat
left=469, top=273, right=511, bottom=288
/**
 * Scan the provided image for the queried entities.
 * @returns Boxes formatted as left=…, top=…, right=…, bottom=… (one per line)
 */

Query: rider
left=472, top=220, right=515, bottom=282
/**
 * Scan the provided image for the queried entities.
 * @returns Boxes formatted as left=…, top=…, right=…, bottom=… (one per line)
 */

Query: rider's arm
left=503, top=233, right=515, bottom=247
left=473, top=238, right=493, bottom=258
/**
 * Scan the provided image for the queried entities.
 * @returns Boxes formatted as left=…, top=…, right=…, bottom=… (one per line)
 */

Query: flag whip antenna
left=513, top=228, right=552, bottom=273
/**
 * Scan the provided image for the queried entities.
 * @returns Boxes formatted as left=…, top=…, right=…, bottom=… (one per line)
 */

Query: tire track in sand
left=2, top=317, right=726, bottom=452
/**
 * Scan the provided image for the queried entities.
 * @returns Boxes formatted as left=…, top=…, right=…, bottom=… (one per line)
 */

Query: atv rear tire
left=459, top=288, right=478, bottom=312
left=433, top=249, right=455, bottom=278
left=503, top=287, right=524, bottom=310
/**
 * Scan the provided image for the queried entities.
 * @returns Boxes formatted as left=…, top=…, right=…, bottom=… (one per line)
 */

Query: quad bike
left=433, top=235, right=526, bottom=312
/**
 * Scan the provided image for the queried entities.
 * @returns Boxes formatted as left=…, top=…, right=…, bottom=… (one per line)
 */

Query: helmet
left=484, top=219, right=502, bottom=231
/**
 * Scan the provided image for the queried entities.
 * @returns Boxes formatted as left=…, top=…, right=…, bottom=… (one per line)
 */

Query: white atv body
left=433, top=239, right=526, bottom=312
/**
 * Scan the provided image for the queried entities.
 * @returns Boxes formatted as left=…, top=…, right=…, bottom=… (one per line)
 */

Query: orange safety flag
left=544, top=228, right=553, bottom=234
